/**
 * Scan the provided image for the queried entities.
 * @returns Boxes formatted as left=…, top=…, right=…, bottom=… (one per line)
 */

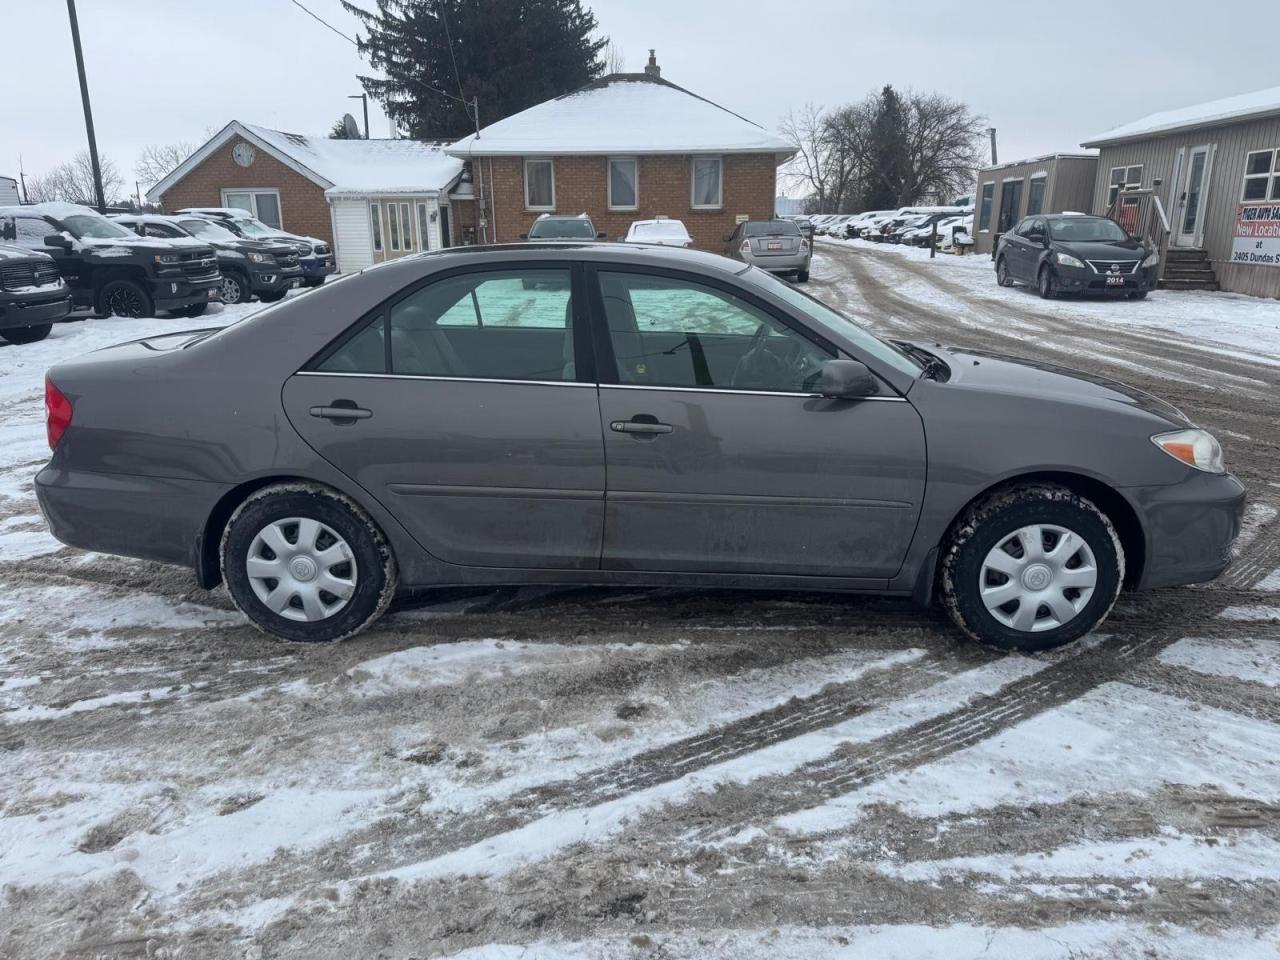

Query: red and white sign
left=1231, top=203, right=1280, bottom=266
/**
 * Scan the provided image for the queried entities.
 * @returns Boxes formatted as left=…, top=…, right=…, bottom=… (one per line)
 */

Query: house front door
left=1174, top=145, right=1213, bottom=247
left=371, top=198, right=420, bottom=264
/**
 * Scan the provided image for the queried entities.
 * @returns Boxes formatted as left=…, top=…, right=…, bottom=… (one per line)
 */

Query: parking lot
left=2, top=254, right=1279, bottom=959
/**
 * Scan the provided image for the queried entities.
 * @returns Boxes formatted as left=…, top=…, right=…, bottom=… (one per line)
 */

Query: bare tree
left=603, top=39, right=626, bottom=73
left=780, top=104, right=840, bottom=212
left=26, top=152, right=126, bottom=205
left=898, top=90, right=984, bottom=204
left=135, top=141, right=196, bottom=189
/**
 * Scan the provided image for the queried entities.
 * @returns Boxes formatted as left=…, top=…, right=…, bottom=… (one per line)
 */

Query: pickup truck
left=0, top=243, right=72, bottom=343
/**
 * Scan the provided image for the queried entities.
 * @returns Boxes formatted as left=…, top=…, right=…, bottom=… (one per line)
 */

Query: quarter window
left=524, top=159, right=555, bottom=210
left=1242, top=149, right=1279, bottom=202
left=608, top=157, right=638, bottom=209
left=1107, top=165, right=1143, bottom=206
left=597, top=271, right=831, bottom=393
left=691, top=157, right=723, bottom=209
left=978, top=182, right=994, bottom=230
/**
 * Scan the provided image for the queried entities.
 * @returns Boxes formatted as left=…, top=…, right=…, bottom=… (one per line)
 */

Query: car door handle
left=611, top=417, right=673, bottom=435
left=310, top=402, right=372, bottom=423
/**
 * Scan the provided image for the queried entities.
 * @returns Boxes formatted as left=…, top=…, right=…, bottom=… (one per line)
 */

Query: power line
left=289, top=0, right=356, bottom=44
left=437, top=1, right=472, bottom=122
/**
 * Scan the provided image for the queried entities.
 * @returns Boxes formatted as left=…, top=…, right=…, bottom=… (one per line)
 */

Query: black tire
left=96, top=278, right=155, bottom=318
left=303, top=277, right=325, bottom=288
left=178, top=303, right=208, bottom=318
left=795, top=269, right=810, bottom=283
left=218, top=272, right=250, bottom=305
left=941, top=483, right=1124, bottom=653
left=996, top=257, right=1014, bottom=287
left=1, top=323, right=53, bottom=344
left=257, top=290, right=288, bottom=303
left=1128, top=290, right=1148, bottom=300
left=1037, top=265, right=1057, bottom=300
left=220, top=483, right=398, bottom=642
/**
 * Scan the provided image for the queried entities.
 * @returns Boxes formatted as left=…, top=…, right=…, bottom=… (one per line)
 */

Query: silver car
left=724, top=219, right=811, bottom=282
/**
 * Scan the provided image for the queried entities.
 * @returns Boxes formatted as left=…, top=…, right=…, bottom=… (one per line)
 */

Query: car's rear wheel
left=996, top=257, right=1014, bottom=287
left=97, top=279, right=154, bottom=318
left=1037, top=265, right=1058, bottom=299
left=795, top=269, right=810, bottom=283
left=1, top=323, right=53, bottom=344
left=1128, top=290, right=1148, bottom=300
left=941, top=483, right=1123, bottom=652
left=178, top=303, right=208, bottom=318
left=220, top=484, right=397, bottom=642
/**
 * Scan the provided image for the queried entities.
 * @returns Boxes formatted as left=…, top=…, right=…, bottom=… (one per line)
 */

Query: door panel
left=283, top=375, right=605, bottom=569
left=597, top=388, right=926, bottom=577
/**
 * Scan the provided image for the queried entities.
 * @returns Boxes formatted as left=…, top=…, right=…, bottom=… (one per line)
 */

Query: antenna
left=341, top=112, right=362, bottom=139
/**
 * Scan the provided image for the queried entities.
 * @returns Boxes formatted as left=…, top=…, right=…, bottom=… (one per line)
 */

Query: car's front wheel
left=1037, top=265, right=1058, bottom=299
left=996, top=257, right=1014, bottom=287
left=97, top=279, right=155, bottom=318
left=1, top=323, right=53, bottom=344
left=941, top=483, right=1123, bottom=652
left=219, top=272, right=249, bottom=305
left=220, top=483, right=398, bottom=642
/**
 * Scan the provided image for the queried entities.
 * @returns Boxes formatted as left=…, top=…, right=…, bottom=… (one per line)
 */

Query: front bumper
left=1126, top=470, right=1247, bottom=590
left=1054, top=263, right=1159, bottom=295
left=300, top=254, right=337, bottom=280
left=152, top=274, right=221, bottom=310
left=0, top=287, right=73, bottom=328
left=250, top=264, right=305, bottom=294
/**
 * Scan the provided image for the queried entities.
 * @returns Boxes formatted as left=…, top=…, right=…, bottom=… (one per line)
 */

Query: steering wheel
left=731, top=323, right=789, bottom=390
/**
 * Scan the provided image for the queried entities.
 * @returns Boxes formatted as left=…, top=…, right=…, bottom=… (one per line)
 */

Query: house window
left=222, top=189, right=282, bottom=229
left=608, top=157, right=638, bottom=210
left=978, top=182, right=994, bottom=230
left=388, top=202, right=401, bottom=251
left=691, top=156, right=723, bottom=209
left=370, top=202, right=382, bottom=252
left=399, top=202, right=413, bottom=250
left=1026, top=176, right=1047, bottom=216
left=524, top=158, right=555, bottom=210
left=1242, top=149, right=1280, bottom=202
left=997, top=178, right=1023, bottom=232
left=417, top=202, right=431, bottom=250
left=1107, top=165, right=1143, bottom=206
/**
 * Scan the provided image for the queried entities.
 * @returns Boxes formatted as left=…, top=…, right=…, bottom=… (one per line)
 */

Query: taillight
left=801, top=239, right=810, bottom=252
left=45, top=375, right=72, bottom=450
left=740, top=239, right=751, bottom=253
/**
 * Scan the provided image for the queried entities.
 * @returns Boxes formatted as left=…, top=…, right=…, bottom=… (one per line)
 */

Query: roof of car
left=373, top=241, right=746, bottom=276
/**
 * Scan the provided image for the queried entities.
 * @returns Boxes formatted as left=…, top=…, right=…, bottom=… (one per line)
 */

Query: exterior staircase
left=1160, top=248, right=1220, bottom=291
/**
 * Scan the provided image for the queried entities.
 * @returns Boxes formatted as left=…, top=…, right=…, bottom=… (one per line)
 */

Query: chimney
left=644, top=49, right=660, bottom=78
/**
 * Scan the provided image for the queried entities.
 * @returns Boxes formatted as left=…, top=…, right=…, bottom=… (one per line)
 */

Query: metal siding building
left=1083, top=90, right=1280, bottom=299
left=973, top=154, right=1098, bottom=256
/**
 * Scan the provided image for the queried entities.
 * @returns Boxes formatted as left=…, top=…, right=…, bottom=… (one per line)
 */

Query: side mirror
left=596, top=231, right=607, bottom=240
left=44, top=234, right=72, bottom=249
left=818, top=359, right=879, bottom=399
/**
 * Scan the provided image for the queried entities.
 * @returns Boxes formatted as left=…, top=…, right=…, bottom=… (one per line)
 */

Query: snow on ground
left=0, top=263, right=1278, bottom=958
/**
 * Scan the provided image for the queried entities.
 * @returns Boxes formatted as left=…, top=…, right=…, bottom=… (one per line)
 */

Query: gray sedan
left=724, top=219, right=811, bottom=281
left=37, top=243, right=1244, bottom=649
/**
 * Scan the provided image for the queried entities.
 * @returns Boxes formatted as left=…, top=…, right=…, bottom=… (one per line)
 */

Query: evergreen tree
left=330, top=118, right=358, bottom=139
left=861, top=85, right=908, bottom=210
left=341, top=0, right=607, bottom=139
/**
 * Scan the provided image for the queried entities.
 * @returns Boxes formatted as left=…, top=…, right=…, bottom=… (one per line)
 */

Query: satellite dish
left=342, top=112, right=362, bottom=139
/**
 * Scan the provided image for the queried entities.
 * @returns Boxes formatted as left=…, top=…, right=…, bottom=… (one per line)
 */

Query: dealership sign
left=1231, top=203, right=1280, bottom=266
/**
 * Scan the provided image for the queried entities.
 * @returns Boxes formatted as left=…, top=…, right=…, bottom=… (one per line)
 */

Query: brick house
left=147, top=121, right=464, bottom=274
left=445, top=54, right=795, bottom=250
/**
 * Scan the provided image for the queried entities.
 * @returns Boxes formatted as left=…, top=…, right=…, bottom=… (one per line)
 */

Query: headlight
left=248, top=251, right=272, bottom=263
left=1055, top=252, right=1086, bottom=269
left=153, top=253, right=179, bottom=264
left=1152, top=428, right=1225, bottom=473
left=1141, top=250, right=1160, bottom=268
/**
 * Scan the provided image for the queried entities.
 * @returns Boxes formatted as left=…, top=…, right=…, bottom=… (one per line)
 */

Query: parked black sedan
left=996, top=214, right=1159, bottom=300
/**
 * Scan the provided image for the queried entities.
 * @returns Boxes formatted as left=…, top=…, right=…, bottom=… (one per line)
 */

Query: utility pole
left=65, top=0, right=106, bottom=212
left=348, top=94, right=369, bottom=139
left=986, top=127, right=998, bottom=166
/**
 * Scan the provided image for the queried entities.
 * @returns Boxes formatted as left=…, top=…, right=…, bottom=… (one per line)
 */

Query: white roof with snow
left=447, top=75, right=794, bottom=158
left=1082, top=86, right=1280, bottom=147
left=147, top=121, right=465, bottom=202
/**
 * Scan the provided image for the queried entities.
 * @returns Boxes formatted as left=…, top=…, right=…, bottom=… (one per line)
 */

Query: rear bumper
left=1126, top=471, right=1247, bottom=589
left=745, top=253, right=811, bottom=273
left=35, top=466, right=224, bottom=571
left=0, top=289, right=73, bottom=328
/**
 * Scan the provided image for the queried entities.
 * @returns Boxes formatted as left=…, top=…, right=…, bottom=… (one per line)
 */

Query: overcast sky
left=7, top=0, right=1280, bottom=199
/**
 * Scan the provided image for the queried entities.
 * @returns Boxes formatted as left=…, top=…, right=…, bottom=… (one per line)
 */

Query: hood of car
left=1050, top=238, right=1146, bottom=261
left=0, top=242, right=49, bottom=262
left=935, top=345, right=1188, bottom=424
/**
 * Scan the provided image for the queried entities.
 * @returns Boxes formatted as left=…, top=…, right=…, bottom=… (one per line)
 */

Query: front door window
left=1181, top=149, right=1209, bottom=239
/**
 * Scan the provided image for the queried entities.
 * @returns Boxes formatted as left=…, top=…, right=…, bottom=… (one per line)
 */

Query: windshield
left=529, top=219, right=596, bottom=239
left=230, top=217, right=275, bottom=238
left=747, top=268, right=921, bottom=377
left=60, top=213, right=135, bottom=240
left=744, top=220, right=800, bottom=237
left=1048, top=217, right=1128, bottom=243
left=180, top=219, right=237, bottom=241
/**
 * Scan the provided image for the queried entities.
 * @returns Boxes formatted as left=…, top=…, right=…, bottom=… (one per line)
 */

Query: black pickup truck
left=113, top=213, right=303, bottom=305
left=0, top=202, right=220, bottom=318
left=0, top=243, right=72, bottom=344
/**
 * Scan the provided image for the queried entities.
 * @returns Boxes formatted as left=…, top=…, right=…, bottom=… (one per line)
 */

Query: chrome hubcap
left=979, top=524, right=1097, bottom=633
left=246, top=517, right=356, bottom=622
